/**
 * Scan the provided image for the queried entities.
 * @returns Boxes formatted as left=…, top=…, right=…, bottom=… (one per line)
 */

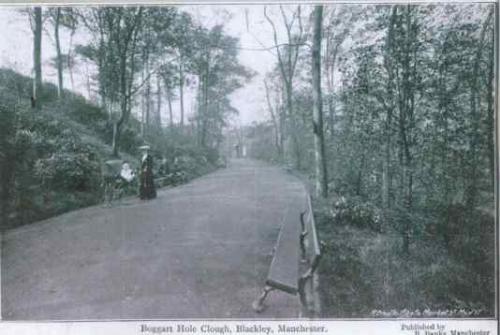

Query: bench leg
left=298, top=267, right=317, bottom=317
left=252, top=285, right=274, bottom=313
left=299, top=256, right=322, bottom=317
left=300, top=231, right=308, bottom=263
left=268, top=246, right=276, bottom=257
left=299, top=212, right=308, bottom=263
left=298, top=276, right=309, bottom=317
left=104, top=184, right=112, bottom=207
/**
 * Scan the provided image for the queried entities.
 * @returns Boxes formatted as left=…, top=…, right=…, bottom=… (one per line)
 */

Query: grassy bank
left=313, top=195, right=495, bottom=318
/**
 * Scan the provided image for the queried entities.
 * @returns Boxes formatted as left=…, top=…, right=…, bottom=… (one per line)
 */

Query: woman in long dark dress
left=139, top=146, right=157, bottom=200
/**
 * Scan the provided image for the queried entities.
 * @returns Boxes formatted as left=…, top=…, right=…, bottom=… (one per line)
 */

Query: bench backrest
left=301, top=195, right=321, bottom=267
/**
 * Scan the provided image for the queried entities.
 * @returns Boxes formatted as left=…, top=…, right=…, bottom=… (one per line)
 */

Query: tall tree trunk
left=393, top=5, right=416, bottom=255
left=68, top=29, right=76, bottom=91
left=140, top=64, right=146, bottom=137
left=112, top=122, right=118, bottom=156
left=167, top=87, right=174, bottom=128
left=97, top=33, right=107, bottom=115
left=85, top=62, right=92, bottom=100
left=382, top=6, right=397, bottom=211
left=401, top=5, right=414, bottom=255
left=436, top=41, right=451, bottom=218
left=0, top=104, right=16, bottom=229
left=277, top=103, right=285, bottom=159
left=55, top=8, right=64, bottom=99
left=145, top=58, right=151, bottom=136
left=156, top=73, right=162, bottom=127
left=356, top=151, right=366, bottom=196
left=326, top=43, right=339, bottom=145
left=405, top=5, right=417, bottom=255
left=312, top=5, right=328, bottom=198
left=200, top=62, right=210, bottom=148
left=264, top=79, right=281, bottom=156
left=285, top=82, right=301, bottom=169
left=33, top=6, right=42, bottom=107
left=486, top=21, right=495, bottom=186
left=112, top=52, right=129, bottom=157
left=467, top=8, right=493, bottom=207
left=468, top=69, right=479, bottom=209
left=264, top=5, right=304, bottom=170
left=109, top=7, right=143, bottom=157
left=179, top=60, right=185, bottom=127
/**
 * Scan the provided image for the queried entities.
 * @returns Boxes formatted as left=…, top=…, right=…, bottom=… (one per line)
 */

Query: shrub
left=330, top=195, right=382, bottom=232
left=315, top=195, right=495, bottom=318
left=34, top=152, right=101, bottom=192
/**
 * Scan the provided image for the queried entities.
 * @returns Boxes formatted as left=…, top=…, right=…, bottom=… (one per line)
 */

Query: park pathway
left=2, top=159, right=306, bottom=320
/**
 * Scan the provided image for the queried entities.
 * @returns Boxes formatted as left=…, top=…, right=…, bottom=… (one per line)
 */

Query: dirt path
left=2, top=159, right=306, bottom=320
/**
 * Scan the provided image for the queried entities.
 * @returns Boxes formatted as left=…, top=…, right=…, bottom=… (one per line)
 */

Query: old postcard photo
left=0, top=1, right=497, bottom=331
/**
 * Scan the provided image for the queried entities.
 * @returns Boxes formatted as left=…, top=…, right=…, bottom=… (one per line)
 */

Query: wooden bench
left=253, top=194, right=322, bottom=316
left=154, top=176, right=168, bottom=188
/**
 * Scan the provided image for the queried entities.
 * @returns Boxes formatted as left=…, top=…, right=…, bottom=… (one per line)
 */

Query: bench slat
left=265, top=205, right=301, bottom=294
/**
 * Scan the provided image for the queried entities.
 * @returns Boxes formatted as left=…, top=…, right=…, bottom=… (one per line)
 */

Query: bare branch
left=237, top=43, right=310, bottom=52
left=264, top=6, right=290, bottom=88
left=290, top=5, right=303, bottom=79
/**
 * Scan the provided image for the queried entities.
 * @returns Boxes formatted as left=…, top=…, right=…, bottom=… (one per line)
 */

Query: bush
left=35, top=152, right=101, bottom=192
left=329, top=195, right=382, bottom=232
left=315, top=195, right=494, bottom=318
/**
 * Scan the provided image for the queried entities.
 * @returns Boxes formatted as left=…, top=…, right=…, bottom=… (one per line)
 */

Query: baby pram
left=102, top=160, right=136, bottom=206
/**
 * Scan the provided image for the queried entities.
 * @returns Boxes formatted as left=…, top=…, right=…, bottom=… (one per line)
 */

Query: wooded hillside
left=0, top=6, right=251, bottom=228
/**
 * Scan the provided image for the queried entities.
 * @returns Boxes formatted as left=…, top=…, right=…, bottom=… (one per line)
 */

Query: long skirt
left=140, top=169, right=156, bottom=200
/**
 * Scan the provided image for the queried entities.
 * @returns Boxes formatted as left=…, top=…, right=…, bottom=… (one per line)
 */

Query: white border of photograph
left=0, top=319, right=497, bottom=335
left=0, top=0, right=497, bottom=334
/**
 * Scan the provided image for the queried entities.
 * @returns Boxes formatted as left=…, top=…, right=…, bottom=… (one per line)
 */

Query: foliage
left=34, top=151, right=101, bottom=192
left=0, top=68, right=218, bottom=229
left=315, top=195, right=494, bottom=318
left=245, top=3, right=495, bottom=316
left=243, top=122, right=282, bottom=163
left=329, top=196, right=382, bottom=232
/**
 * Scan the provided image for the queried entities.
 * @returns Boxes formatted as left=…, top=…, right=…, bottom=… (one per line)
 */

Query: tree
left=155, top=72, right=163, bottom=128
left=137, top=8, right=187, bottom=133
left=323, top=6, right=358, bottom=144
left=33, top=6, right=42, bottom=107
left=264, top=5, right=306, bottom=169
left=465, top=7, right=494, bottom=207
left=312, top=5, right=328, bottom=198
left=54, top=8, right=63, bottom=98
left=190, top=25, right=253, bottom=148
left=263, top=76, right=282, bottom=156
left=47, top=8, right=78, bottom=98
left=169, top=13, right=195, bottom=128
left=159, top=63, right=178, bottom=128
left=80, top=7, right=144, bottom=156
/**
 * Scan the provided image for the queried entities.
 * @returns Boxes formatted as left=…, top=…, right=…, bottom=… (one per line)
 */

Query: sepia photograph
left=0, top=1, right=497, bottom=323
